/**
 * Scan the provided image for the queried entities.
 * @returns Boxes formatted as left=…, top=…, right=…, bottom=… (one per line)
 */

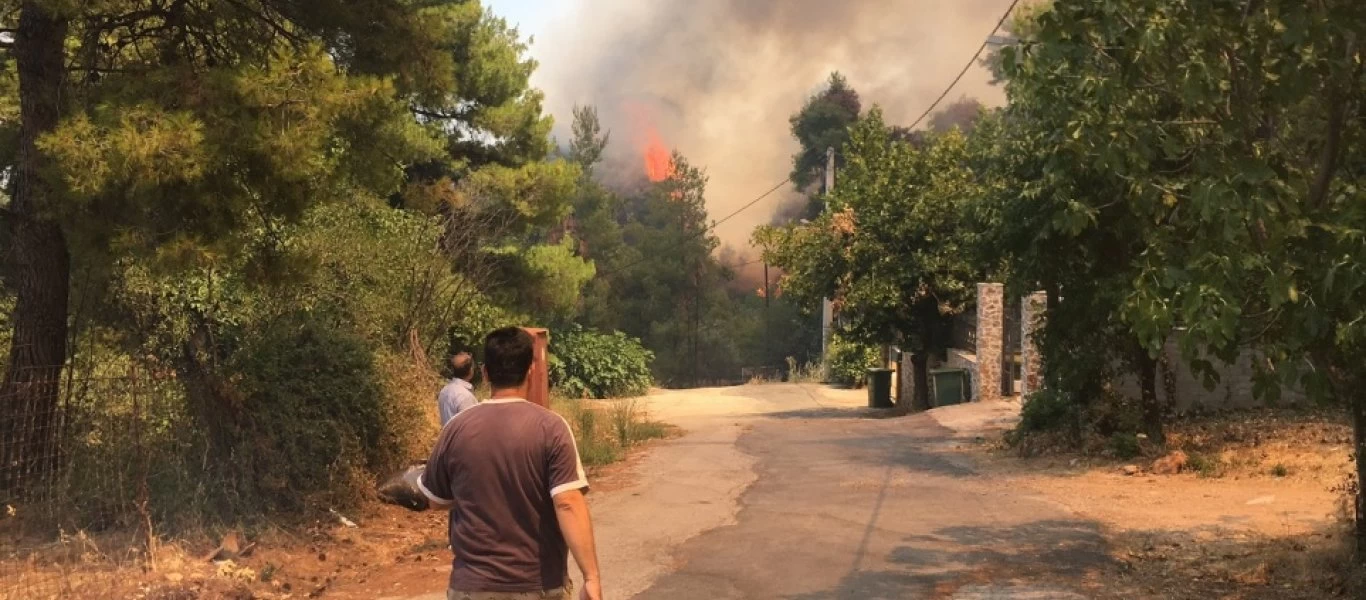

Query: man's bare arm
left=416, top=467, right=454, bottom=511
left=554, top=489, right=602, bottom=599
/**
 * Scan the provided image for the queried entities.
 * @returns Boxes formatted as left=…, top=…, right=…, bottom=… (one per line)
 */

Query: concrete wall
left=946, top=349, right=978, bottom=401
left=1112, top=338, right=1304, bottom=414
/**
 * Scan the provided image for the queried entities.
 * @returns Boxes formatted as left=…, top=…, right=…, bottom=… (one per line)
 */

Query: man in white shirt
left=438, top=352, right=478, bottom=426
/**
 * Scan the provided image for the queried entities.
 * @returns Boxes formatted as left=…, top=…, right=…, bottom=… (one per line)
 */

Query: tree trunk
left=909, top=352, right=931, bottom=412
left=1135, top=344, right=1164, bottom=445
left=1324, top=354, right=1366, bottom=558
left=907, top=300, right=937, bottom=412
left=1, top=3, right=71, bottom=496
left=1353, top=386, right=1366, bottom=557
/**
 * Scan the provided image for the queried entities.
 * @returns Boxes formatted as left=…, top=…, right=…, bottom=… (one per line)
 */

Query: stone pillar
left=898, top=350, right=912, bottom=406
left=1020, top=291, right=1047, bottom=398
left=976, top=283, right=1004, bottom=402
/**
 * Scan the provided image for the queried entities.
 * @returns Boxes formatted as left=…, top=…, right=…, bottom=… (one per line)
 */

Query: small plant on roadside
left=1106, top=432, right=1142, bottom=460
left=609, top=400, right=638, bottom=447
left=1270, top=464, right=1290, bottom=478
left=630, top=420, right=672, bottom=444
left=824, top=334, right=881, bottom=387
left=1187, top=453, right=1224, bottom=478
left=786, top=356, right=823, bottom=383
left=1018, top=389, right=1081, bottom=434
left=571, top=401, right=620, bottom=466
left=553, top=396, right=669, bottom=468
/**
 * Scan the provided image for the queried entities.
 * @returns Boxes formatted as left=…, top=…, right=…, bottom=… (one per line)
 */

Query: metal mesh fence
left=1, top=342, right=185, bottom=600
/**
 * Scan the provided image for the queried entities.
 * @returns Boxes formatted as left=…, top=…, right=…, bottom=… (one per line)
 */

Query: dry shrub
left=373, top=352, right=442, bottom=471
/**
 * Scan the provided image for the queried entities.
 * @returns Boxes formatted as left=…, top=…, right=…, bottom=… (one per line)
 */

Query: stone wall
left=1019, top=292, right=1046, bottom=397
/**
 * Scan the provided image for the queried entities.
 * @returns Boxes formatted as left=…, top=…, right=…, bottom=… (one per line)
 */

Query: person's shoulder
left=438, top=400, right=490, bottom=434
left=533, top=405, right=575, bottom=435
left=497, top=401, right=568, bottom=427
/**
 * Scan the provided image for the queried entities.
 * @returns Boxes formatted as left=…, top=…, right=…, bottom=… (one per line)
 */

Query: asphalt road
left=411, top=384, right=1107, bottom=599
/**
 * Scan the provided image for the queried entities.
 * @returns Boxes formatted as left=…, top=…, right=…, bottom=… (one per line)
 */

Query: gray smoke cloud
left=532, top=0, right=1013, bottom=248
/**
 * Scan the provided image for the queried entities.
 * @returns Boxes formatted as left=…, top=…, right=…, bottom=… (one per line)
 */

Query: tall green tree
left=997, top=0, right=1366, bottom=545
left=567, top=104, right=610, bottom=177
left=611, top=152, right=735, bottom=386
left=0, top=0, right=560, bottom=490
left=788, top=72, right=861, bottom=217
left=760, top=109, right=984, bottom=409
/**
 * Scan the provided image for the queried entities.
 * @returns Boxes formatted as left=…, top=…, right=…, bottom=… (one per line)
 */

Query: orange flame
left=624, top=100, right=674, bottom=182
left=643, top=129, right=672, bottom=182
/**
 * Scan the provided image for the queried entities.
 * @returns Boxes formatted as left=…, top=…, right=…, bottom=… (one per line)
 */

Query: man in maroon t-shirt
left=420, top=327, right=603, bottom=600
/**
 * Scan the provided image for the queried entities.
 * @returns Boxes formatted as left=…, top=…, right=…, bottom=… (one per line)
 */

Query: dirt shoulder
left=0, top=435, right=668, bottom=600
left=937, top=404, right=1360, bottom=599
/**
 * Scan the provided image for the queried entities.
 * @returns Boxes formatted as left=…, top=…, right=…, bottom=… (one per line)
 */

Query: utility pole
left=693, top=256, right=701, bottom=387
left=763, top=261, right=771, bottom=369
left=820, top=146, right=835, bottom=360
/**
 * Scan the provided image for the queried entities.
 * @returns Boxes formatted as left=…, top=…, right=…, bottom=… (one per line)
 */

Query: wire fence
left=1, top=341, right=186, bottom=599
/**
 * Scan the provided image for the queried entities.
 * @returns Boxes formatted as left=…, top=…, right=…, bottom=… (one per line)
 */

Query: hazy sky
left=483, top=0, right=1011, bottom=253
left=486, top=0, right=555, bottom=43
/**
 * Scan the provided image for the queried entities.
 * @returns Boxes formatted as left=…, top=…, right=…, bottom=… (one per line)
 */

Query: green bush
left=824, top=334, right=881, bottom=387
left=213, top=314, right=401, bottom=515
left=1018, top=388, right=1081, bottom=433
left=549, top=327, right=654, bottom=399
left=1188, top=453, right=1224, bottom=478
left=1106, top=432, right=1141, bottom=460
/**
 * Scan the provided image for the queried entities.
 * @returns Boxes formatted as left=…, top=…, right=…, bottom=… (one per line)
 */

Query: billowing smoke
left=533, top=0, right=1013, bottom=249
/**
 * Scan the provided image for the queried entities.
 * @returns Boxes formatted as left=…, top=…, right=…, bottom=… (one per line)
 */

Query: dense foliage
left=0, top=0, right=584, bottom=523
left=0, top=0, right=822, bottom=527
left=549, top=327, right=654, bottom=399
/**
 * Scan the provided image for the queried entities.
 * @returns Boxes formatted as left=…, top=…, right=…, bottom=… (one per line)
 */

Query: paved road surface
left=407, top=384, right=1107, bottom=599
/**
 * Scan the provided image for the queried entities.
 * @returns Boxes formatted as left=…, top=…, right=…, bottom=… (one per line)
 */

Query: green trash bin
left=866, top=368, right=894, bottom=409
left=930, top=368, right=967, bottom=407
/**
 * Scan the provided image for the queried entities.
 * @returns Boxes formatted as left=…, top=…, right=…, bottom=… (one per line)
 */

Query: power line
left=595, top=176, right=791, bottom=279
left=906, top=0, right=1022, bottom=131
left=709, top=178, right=792, bottom=232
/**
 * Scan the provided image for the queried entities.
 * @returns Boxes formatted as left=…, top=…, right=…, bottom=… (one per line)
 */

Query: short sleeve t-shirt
left=436, top=378, right=477, bottom=426
left=419, top=398, right=588, bottom=593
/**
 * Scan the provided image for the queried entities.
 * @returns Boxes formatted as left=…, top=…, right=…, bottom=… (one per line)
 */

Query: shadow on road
left=765, top=407, right=904, bottom=420
left=785, top=519, right=1111, bottom=600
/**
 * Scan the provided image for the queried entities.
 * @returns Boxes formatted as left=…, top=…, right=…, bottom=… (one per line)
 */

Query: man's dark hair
left=483, top=327, right=533, bottom=389
left=449, top=352, right=474, bottom=380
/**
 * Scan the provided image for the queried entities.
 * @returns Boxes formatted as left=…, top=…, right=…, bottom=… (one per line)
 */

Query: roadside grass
left=786, top=356, right=824, bottom=384
left=552, top=395, right=673, bottom=468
